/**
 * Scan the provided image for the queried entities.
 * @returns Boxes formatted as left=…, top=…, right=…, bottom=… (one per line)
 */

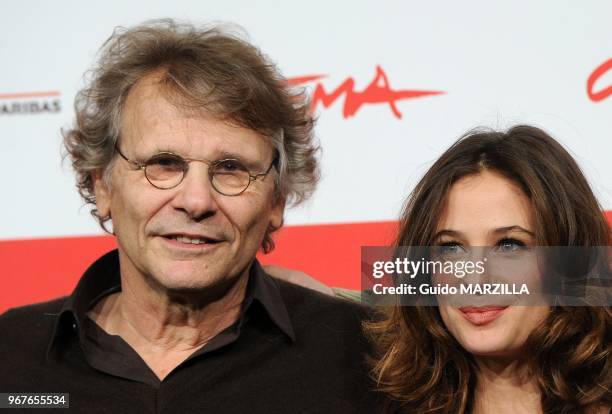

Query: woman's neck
left=472, top=356, right=541, bottom=414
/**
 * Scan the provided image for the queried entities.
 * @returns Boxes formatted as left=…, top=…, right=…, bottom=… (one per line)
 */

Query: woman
left=364, top=125, right=610, bottom=413
left=268, top=124, right=611, bottom=413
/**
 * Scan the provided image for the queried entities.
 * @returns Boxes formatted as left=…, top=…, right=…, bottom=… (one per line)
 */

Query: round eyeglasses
left=115, top=146, right=278, bottom=196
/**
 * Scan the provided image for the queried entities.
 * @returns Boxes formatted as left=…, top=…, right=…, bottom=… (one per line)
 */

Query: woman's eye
left=496, top=238, right=525, bottom=252
left=435, top=242, right=466, bottom=256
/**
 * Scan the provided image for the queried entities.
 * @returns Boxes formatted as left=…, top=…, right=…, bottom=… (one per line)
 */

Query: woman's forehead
left=437, top=171, right=533, bottom=234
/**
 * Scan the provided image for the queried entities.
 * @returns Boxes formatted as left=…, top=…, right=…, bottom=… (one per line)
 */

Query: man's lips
left=458, top=306, right=508, bottom=326
left=159, top=232, right=224, bottom=246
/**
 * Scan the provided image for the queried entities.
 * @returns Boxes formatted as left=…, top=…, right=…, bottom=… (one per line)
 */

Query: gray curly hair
left=63, top=19, right=319, bottom=252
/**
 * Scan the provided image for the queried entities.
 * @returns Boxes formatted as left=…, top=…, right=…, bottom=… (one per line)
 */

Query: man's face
left=94, top=74, right=283, bottom=293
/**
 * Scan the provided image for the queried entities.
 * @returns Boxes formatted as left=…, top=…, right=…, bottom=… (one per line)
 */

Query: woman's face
left=435, top=170, right=549, bottom=359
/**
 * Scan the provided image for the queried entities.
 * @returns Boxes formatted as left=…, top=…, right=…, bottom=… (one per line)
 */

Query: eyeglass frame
left=114, top=145, right=278, bottom=196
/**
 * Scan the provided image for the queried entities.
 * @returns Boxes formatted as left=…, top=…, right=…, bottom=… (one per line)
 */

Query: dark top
left=0, top=250, right=381, bottom=413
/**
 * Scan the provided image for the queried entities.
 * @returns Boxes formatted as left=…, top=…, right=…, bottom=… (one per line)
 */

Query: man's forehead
left=120, top=73, right=273, bottom=161
left=121, top=72, right=205, bottom=135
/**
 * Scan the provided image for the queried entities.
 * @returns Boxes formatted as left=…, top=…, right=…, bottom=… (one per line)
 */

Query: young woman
left=365, top=125, right=610, bottom=413
left=268, top=124, right=611, bottom=413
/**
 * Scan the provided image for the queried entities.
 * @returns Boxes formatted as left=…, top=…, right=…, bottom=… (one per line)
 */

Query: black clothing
left=0, top=250, right=380, bottom=413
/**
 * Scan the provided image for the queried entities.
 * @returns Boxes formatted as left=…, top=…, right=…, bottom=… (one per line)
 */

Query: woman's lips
left=458, top=306, right=508, bottom=325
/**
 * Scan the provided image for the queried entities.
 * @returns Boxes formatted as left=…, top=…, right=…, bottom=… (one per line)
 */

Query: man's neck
left=87, top=269, right=250, bottom=380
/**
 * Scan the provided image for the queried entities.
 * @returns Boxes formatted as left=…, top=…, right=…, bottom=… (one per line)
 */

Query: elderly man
left=0, top=20, right=378, bottom=413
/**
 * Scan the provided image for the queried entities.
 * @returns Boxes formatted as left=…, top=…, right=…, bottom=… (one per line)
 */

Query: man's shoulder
left=0, top=297, right=67, bottom=322
left=273, top=279, right=376, bottom=329
left=0, top=298, right=73, bottom=390
left=0, top=297, right=67, bottom=347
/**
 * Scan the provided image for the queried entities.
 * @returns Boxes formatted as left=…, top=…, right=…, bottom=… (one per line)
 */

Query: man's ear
left=269, top=196, right=285, bottom=231
left=92, top=170, right=112, bottom=219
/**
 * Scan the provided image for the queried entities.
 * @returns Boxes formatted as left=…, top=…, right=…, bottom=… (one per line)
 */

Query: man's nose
left=170, top=163, right=218, bottom=220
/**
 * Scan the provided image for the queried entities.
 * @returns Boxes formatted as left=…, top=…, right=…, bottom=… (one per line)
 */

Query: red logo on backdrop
left=587, top=58, right=612, bottom=102
left=0, top=91, right=62, bottom=115
left=288, top=66, right=443, bottom=119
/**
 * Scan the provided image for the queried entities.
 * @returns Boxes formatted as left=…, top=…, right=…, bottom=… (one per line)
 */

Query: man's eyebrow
left=146, top=148, right=254, bottom=163
left=139, top=145, right=181, bottom=157
left=213, top=151, right=266, bottom=168
left=215, top=150, right=247, bottom=160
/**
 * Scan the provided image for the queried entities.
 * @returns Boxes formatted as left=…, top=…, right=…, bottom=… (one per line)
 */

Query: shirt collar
left=46, top=249, right=295, bottom=360
left=249, top=260, right=296, bottom=341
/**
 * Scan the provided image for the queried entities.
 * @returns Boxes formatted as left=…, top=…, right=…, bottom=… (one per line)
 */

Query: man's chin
left=151, top=269, right=223, bottom=291
left=146, top=268, right=244, bottom=304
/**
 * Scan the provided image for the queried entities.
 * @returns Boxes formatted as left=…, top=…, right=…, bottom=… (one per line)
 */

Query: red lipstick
left=458, top=306, right=508, bottom=325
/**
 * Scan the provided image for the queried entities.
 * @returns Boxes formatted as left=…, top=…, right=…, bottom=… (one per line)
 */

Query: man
left=0, top=19, right=379, bottom=413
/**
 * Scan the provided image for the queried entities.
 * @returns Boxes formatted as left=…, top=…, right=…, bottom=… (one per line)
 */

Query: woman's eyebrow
left=433, top=229, right=464, bottom=240
left=490, top=225, right=535, bottom=237
left=433, top=226, right=536, bottom=241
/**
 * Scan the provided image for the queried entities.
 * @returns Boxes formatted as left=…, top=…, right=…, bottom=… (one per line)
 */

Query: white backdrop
left=1, top=0, right=611, bottom=241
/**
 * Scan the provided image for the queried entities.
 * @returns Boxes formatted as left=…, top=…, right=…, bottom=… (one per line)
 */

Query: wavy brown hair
left=365, top=125, right=611, bottom=413
left=63, top=19, right=319, bottom=252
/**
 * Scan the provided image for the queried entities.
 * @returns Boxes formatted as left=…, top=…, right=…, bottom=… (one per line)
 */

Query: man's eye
left=495, top=238, right=526, bottom=253
left=147, top=154, right=185, bottom=171
left=215, top=159, right=248, bottom=174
